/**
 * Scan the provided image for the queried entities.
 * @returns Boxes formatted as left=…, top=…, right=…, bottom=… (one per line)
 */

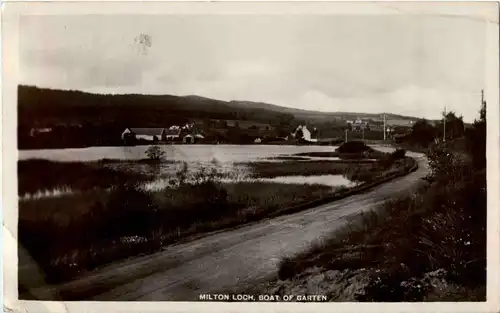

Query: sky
left=20, top=14, right=489, bottom=122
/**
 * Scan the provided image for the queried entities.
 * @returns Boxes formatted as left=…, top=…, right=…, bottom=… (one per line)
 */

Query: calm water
left=258, top=175, right=357, bottom=188
left=18, top=144, right=340, bottom=163
left=19, top=144, right=405, bottom=199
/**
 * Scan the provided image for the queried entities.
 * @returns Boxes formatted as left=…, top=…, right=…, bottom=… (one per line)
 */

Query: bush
left=145, top=145, right=165, bottom=161
left=336, top=141, right=372, bottom=154
left=278, top=257, right=303, bottom=280
left=392, top=148, right=406, bottom=159
left=377, top=149, right=407, bottom=168
left=425, top=143, right=473, bottom=184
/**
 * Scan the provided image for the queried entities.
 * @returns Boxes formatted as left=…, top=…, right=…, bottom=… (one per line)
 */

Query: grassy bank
left=19, top=180, right=336, bottom=286
left=261, top=143, right=486, bottom=301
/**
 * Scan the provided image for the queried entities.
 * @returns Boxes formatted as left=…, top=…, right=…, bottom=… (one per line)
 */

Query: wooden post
left=383, top=113, right=386, bottom=141
left=443, top=106, right=446, bottom=142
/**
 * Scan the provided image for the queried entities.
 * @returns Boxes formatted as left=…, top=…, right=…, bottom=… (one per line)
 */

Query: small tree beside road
left=145, top=145, right=165, bottom=161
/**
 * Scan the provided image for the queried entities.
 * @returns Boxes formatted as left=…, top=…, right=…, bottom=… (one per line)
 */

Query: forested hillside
left=18, top=85, right=296, bottom=149
left=18, top=85, right=295, bottom=128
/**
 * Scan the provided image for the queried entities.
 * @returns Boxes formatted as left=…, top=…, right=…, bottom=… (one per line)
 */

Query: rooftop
left=128, top=128, right=181, bottom=136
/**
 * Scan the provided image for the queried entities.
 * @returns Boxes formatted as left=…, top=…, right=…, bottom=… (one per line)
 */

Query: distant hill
left=18, top=85, right=295, bottom=128
left=229, top=100, right=418, bottom=122
left=18, top=85, right=420, bottom=128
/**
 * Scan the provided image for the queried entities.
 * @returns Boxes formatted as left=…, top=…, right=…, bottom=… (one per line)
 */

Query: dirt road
left=26, top=150, right=429, bottom=301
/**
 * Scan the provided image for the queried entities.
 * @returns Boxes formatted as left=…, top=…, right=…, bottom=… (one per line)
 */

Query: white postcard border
left=2, top=1, right=499, bottom=312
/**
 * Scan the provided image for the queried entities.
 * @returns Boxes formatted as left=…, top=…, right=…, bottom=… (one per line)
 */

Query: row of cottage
left=121, top=124, right=205, bottom=144
left=121, top=124, right=319, bottom=144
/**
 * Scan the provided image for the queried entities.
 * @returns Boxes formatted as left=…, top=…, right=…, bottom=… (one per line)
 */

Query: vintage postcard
left=2, top=1, right=499, bottom=313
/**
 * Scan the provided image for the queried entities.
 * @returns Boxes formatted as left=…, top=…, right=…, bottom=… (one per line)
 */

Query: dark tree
left=295, top=128, right=304, bottom=140
left=408, top=119, right=438, bottom=147
left=441, top=111, right=465, bottom=140
left=466, top=99, right=486, bottom=169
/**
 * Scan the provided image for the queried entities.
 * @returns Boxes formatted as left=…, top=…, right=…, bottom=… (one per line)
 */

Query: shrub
left=145, top=145, right=165, bottom=161
left=392, top=148, right=406, bottom=159
left=336, top=141, right=372, bottom=154
left=278, top=257, right=302, bottom=280
left=425, top=143, right=473, bottom=184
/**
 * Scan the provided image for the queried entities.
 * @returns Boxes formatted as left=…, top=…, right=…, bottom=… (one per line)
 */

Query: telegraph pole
left=383, top=113, right=386, bottom=141
left=443, top=106, right=447, bottom=142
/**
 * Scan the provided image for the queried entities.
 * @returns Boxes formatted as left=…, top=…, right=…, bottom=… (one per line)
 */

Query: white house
left=294, top=125, right=318, bottom=142
left=30, top=127, right=53, bottom=137
left=183, top=134, right=194, bottom=144
left=121, top=128, right=181, bottom=142
left=348, top=118, right=369, bottom=131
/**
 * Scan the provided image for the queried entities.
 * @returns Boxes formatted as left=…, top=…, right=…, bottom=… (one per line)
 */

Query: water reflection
left=258, top=175, right=358, bottom=188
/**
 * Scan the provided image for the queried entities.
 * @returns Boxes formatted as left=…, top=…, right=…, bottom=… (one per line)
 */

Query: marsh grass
left=246, top=160, right=378, bottom=179
left=18, top=159, right=152, bottom=196
left=18, top=176, right=335, bottom=286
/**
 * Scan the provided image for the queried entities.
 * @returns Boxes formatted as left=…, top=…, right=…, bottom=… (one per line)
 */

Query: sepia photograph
left=2, top=1, right=500, bottom=311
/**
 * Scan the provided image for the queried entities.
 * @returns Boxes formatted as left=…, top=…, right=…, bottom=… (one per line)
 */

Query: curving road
left=25, top=148, right=429, bottom=301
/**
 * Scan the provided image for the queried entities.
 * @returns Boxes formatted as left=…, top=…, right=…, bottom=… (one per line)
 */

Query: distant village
left=26, top=116, right=418, bottom=148
left=120, top=123, right=319, bottom=145
left=116, top=116, right=416, bottom=145
left=25, top=115, right=419, bottom=148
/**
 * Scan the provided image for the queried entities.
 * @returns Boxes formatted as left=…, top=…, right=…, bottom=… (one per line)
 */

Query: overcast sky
left=20, top=14, right=488, bottom=122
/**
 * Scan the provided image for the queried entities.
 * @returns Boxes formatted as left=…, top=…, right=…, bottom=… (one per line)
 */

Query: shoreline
left=17, top=140, right=393, bottom=152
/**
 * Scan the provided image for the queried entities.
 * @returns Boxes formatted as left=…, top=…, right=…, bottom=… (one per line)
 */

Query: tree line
left=18, top=85, right=298, bottom=149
